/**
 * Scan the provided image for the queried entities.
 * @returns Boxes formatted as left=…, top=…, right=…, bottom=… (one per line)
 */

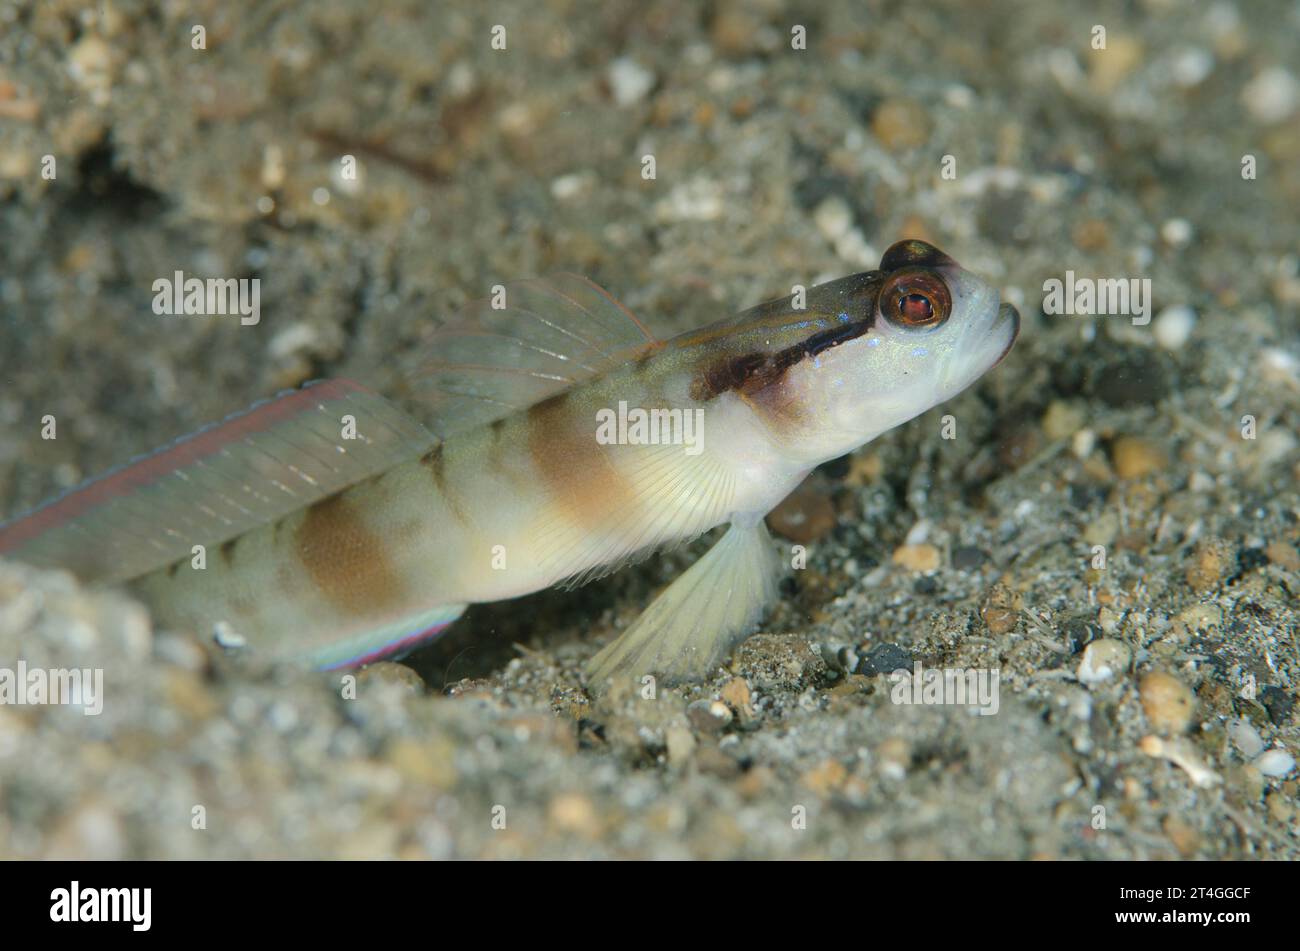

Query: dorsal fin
left=390, top=273, right=659, bottom=438
left=0, top=379, right=434, bottom=584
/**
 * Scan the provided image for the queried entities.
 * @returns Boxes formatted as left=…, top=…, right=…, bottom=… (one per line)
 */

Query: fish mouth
left=989, top=302, right=1020, bottom=369
left=939, top=296, right=1020, bottom=393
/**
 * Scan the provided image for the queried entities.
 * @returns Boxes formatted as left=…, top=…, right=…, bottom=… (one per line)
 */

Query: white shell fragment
left=1139, top=735, right=1222, bottom=788
left=1226, top=717, right=1265, bottom=759
left=1077, top=638, right=1130, bottom=685
left=1255, top=748, right=1296, bottom=778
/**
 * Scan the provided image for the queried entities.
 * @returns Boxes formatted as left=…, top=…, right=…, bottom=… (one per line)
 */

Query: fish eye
left=880, top=268, right=952, bottom=330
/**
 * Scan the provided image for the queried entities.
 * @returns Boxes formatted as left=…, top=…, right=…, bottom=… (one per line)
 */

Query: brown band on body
left=527, top=390, right=633, bottom=526
left=296, top=489, right=404, bottom=615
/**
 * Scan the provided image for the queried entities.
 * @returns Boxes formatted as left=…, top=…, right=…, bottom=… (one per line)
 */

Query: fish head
left=748, top=239, right=1020, bottom=465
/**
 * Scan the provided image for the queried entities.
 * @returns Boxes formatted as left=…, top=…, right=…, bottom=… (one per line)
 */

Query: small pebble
left=1227, top=717, right=1265, bottom=759
left=1264, top=541, right=1300, bottom=571
left=1162, top=814, right=1201, bottom=857
left=67, top=34, right=112, bottom=97
left=857, top=642, right=913, bottom=676
left=1170, top=603, right=1222, bottom=639
left=1042, top=400, right=1085, bottom=441
left=812, top=196, right=854, bottom=242
left=548, top=792, right=598, bottom=833
left=1170, top=48, right=1214, bottom=88
left=1088, top=35, right=1144, bottom=94
left=607, top=57, right=656, bottom=106
left=1255, top=748, right=1296, bottom=778
left=801, top=758, right=848, bottom=795
left=1111, top=435, right=1168, bottom=479
left=720, top=677, right=755, bottom=721
left=653, top=178, right=724, bottom=223
left=877, top=737, right=911, bottom=780
left=1159, top=218, right=1194, bottom=247
left=550, top=172, right=592, bottom=200
left=870, top=98, right=928, bottom=150
left=1077, top=638, right=1131, bottom=685
left=1242, top=66, right=1298, bottom=123
left=1153, top=305, right=1196, bottom=350
left=892, top=543, right=941, bottom=572
left=1140, top=671, right=1196, bottom=734
left=981, top=584, right=1022, bottom=636
left=1267, top=791, right=1296, bottom=824
left=665, top=723, right=696, bottom=766
left=686, top=699, right=733, bottom=734
left=1097, top=605, right=1122, bottom=636
left=355, top=662, right=425, bottom=693
left=767, top=482, right=837, bottom=544
left=1185, top=538, right=1232, bottom=592
left=951, top=546, right=988, bottom=571
left=1083, top=511, right=1119, bottom=548
left=1072, top=428, right=1097, bottom=459
left=212, top=621, right=247, bottom=651
left=1259, top=686, right=1296, bottom=726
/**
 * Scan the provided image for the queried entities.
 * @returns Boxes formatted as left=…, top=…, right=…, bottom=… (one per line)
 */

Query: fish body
left=1, top=240, right=1019, bottom=684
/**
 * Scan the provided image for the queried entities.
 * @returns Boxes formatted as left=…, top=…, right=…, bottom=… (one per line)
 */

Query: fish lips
left=990, top=301, right=1021, bottom=369
left=939, top=290, right=1020, bottom=394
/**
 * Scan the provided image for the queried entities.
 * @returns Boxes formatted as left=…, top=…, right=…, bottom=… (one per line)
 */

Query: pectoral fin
left=585, top=518, right=782, bottom=689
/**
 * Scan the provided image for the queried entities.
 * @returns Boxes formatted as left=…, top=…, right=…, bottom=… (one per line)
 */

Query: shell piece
left=1227, top=717, right=1265, bottom=759
left=1077, top=638, right=1130, bottom=685
left=1255, top=748, right=1296, bottom=778
left=1139, top=735, right=1222, bottom=788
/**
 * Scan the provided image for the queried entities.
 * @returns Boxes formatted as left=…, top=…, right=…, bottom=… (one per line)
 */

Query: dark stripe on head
left=690, top=273, right=884, bottom=402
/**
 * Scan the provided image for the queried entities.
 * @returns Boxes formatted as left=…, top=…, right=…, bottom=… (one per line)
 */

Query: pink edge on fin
left=317, top=620, right=456, bottom=671
left=0, top=379, right=371, bottom=554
